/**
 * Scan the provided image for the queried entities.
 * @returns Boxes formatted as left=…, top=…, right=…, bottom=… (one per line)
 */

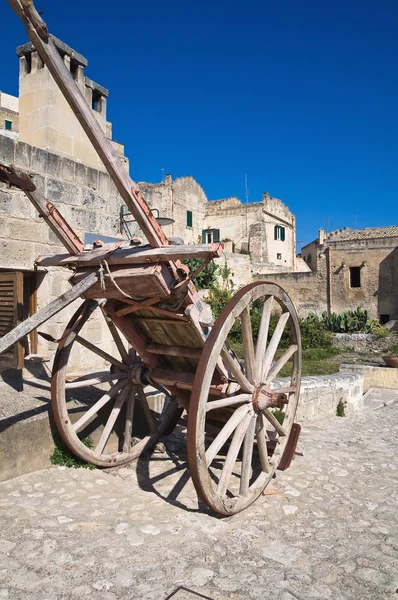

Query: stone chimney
left=318, top=228, right=325, bottom=245
left=16, top=35, right=110, bottom=170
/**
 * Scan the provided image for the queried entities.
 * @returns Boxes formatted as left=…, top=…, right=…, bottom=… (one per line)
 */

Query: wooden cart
left=0, top=0, right=302, bottom=515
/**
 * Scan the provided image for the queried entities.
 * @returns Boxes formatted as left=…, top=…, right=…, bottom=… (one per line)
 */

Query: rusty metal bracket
left=0, top=161, right=36, bottom=191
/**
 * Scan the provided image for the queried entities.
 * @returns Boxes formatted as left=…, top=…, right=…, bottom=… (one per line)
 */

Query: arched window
left=274, top=225, right=285, bottom=241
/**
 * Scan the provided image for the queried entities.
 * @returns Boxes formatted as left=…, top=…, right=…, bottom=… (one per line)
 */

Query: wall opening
left=92, top=90, right=102, bottom=112
left=70, top=59, right=79, bottom=80
left=274, top=225, right=285, bottom=241
left=4, top=120, right=12, bottom=131
left=380, top=314, right=390, bottom=325
left=277, top=253, right=282, bottom=260
left=349, top=266, right=361, bottom=288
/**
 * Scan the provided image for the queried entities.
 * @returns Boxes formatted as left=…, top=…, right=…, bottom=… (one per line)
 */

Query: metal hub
left=128, top=362, right=147, bottom=385
left=252, top=383, right=288, bottom=413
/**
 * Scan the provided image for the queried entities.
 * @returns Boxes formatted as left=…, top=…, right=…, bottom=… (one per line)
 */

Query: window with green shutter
left=186, top=210, right=193, bottom=228
left=274, top=225, right=285, bottom=241
left=202, top=229, right=220, bottom=243
left=4, top=120, right=12, bottom=131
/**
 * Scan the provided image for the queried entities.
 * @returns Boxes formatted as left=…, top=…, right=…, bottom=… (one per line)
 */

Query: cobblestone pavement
left=1, top=392, right=398, bottom=600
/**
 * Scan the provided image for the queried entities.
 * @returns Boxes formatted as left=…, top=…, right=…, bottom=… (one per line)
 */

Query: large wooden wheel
left=187, top=282, right=301, bottom=515
left=51, top=299, right=178, bottom=467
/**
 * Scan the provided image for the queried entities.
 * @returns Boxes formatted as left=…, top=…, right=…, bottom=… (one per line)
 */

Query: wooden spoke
left=123, top=386, right=136, bottom=453
left=101, top=308, right=129, bottom=361
left=94, top=385, right=130, bottom=455
left=66, top=371, right=127, bottom=389
left=72, top=380, right=128, bottom=433
left=266, top=344, right=298, bottom=382
left=254, top=296, right=274, bottom=382
left=263, top=408, right=287, bottom=437
left=75, top=334, right=128, bottom=371
left=239, top=415, right=257, bottom=496
left=206, top=394, right=252, bottom=412
left=240, top=306, right=255, bottom=384
left=137, top=385, right=157, bottom=433
left=220, top=348, right=254, bottom=393
left=217, top=412, right=252, bottom=498
left=256, top=413, right=270, bottom=473
left=270, top=386, right=296, bottom=395
left=260, top=311, right=290, bottom=382
left=205, top=404, right=250, bottom=466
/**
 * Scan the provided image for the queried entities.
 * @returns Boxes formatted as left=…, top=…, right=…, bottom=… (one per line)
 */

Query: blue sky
left=1, top=0, right=397, bottom=249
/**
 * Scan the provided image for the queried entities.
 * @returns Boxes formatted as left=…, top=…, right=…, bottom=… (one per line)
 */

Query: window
left=274, top=225, right=285, bottom=241
left=202, top=228, right=220, bottom=243
left=349, top=266, right=361, bottom=288
left=186, top=210, right=193, bottom=228
left=277, top=253, right=282, bottom=260
left=4, top=120, right=12, bottom=131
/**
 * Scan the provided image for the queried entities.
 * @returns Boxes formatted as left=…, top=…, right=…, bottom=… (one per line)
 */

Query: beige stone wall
left=138, top=175, right=207, bottom=242
left=16, top=40, right=127, bottom=173
left=0, top=133, right=126, bottom=370
left=0, top=92, right=19, bottom=138
left=255, top=236, right=398, bottom=321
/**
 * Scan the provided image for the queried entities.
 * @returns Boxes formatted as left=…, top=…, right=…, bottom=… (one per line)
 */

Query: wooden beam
left=0, top=272, right=98, bottom=355
left=35, top=243, right=224, bottom=268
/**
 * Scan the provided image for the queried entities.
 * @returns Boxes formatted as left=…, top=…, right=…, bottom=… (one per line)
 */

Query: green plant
left=336, top=399, right=347, bottom=417
left=320, top=308, right=380, bottom=334
left=373, top=327, right=391, bottom=338
left=50, top=436, right=96, bottom=469
left=272, top=409, right=285, bottom=425
left=183, top=258, right=219, bottom=290
left=205, top=260, right=235, bottom=320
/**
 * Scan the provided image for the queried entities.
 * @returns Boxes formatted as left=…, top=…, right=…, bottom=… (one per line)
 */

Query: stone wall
left=0, top=133, right=126, bottom=370
left=138, top=175, right=207, bottom=243
left=340, top=364, right=398, bottom=393
left=272, top=372, right=364, bottom=422
left=332, top=333, right=398, bottom=353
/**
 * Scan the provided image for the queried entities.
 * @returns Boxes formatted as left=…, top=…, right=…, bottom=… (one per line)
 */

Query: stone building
left=0, top=34, right=305, bottom=372
left=0, top=37, right=130, bottom=372
left=133, top=175, right=302, bottom=284
left=261, top=226, right=398, bottom=321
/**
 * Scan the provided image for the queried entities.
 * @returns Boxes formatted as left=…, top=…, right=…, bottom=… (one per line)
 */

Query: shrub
left=373, top=327, right=391, bottom=338
left=183, top=258, right=219, bottom=290
left=50, top=436, right=95, bottom=470
left=336, top=399, right=347, bottom=417
left=320, top=308, right=380, bottom=334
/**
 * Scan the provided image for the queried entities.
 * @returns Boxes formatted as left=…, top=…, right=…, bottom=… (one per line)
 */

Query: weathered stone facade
left=0, top=133, right=126, bottom=371
left=0, top=91, right=19, bottom=140
left=262, top=226, right=398, bottom=320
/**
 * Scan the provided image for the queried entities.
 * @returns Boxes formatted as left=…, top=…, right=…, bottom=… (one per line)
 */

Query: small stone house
left=262, top=226, right=398, bottom=320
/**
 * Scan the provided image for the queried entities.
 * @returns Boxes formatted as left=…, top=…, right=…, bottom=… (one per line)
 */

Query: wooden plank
left=72, top=265, right=172, bottom=300
left=0, top=272, right=98, bottom=355
left=36, top=243, right=224, bottom=268
left=147, top=343, right=202, bottom=358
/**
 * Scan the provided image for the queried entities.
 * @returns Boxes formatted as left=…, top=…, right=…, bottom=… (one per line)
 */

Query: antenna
left=245, top=173, right=249, bottom=204
left=326, top=217, right=329, bottom=234
left=161, top=168, right=164, bottom=182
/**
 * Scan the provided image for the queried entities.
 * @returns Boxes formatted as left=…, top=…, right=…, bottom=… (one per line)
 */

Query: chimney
left=318, top=228, right=325, bottom=245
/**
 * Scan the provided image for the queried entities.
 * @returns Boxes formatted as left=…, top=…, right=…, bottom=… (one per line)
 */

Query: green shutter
left=202, top=230, right=206, bottom=243
left=281, top=227, right=285, bottom=242
left=274, top=225, right=278, bottom=240
left=186, top=210, right=193, bottom=227
left=214, top=229, right=220, bottom=242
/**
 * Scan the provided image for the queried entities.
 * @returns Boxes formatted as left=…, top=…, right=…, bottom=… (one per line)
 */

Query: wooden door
left=0, top=272, right=24, bottom=370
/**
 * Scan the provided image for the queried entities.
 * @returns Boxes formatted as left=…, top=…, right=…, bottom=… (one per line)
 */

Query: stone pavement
left=0, top=390, right=398, bottom=600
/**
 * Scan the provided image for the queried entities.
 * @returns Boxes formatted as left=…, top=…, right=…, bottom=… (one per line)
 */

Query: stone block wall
left=332, top=333, right=398, bottom=353
left=0, top=134, right=126, bottom=370
left=339, top=364, right=398, bottom=393
left=272, top=372, right=364, bottom=422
